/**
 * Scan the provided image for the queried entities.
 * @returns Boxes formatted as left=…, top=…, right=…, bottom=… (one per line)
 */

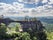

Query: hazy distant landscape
left=3, top=16, right=53, bottom=32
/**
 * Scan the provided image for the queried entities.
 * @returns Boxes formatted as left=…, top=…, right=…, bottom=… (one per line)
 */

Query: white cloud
left=18, top=0, right=53, bottom=4
left=18, top=0, right=23, bottom=2
left=31, top=4, right=53, bottom=17
left=0, top=2, right=24, bottom=15
left=48, top=0, right=53, bottom=4
left=13, top=2, right=24, bottom=9
left=0, top=0, right=53, bottom=17
left=18, top=0, right=39, bottom=4
left=42, top=0, right=48, bottom=3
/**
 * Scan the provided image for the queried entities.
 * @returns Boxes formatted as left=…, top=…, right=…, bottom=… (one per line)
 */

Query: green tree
left=15, top=37, right=19, bottom=40
left=31, top=17, right=37, bottom=21
left=33, top=37, right=37, bottom=40
left=15, top=23, right=22, bottom=32
left=21, top=32, right=31, bottom=40
left=0, top=23, right=7, bottom=38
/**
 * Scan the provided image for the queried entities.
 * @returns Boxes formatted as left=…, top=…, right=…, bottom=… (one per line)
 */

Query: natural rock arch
left=0, top=18, right=47, bottom=40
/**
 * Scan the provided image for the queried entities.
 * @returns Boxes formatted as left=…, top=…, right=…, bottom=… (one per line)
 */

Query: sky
left=0, top=0, right=53, bottom=17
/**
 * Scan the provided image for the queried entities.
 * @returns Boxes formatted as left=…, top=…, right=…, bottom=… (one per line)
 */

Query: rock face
left=0, top=18, right=44, bottom=32
left=21, top=20, right=44, bottom=32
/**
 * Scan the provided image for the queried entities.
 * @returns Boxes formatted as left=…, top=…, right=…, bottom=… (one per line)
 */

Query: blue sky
left=0, top=0, right=17, bottom=3
left=0, top=0, right=49, bottom=8
left=0, top=0, right=37, bottom=8
left=0, top=0, right=53, bottom=17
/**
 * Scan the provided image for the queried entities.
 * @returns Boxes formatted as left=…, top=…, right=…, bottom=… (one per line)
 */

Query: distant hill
left=36, top=16, right=53, bottom=32
left=37, top=16, right=53, bottom=24
left=2, top=15, right=53, bottom=24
